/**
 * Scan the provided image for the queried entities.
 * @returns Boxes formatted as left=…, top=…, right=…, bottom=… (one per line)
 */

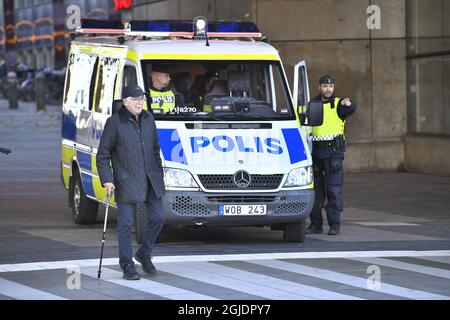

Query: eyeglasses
left=129, top=96, right=145, bottom=102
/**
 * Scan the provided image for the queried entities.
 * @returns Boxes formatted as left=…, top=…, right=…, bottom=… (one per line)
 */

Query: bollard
left=7, top=71, right=18, bottom=109
left=35, top=72, right=46, bottom=111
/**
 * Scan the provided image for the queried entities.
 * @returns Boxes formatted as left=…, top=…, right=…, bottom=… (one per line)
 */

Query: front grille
left=274, top=196, right=308, bottom=216
left=172, top=196, right=210, bottom=216
left=207, top=196, right=278, bottom=203
left=198, top=174, right=283, bottom=190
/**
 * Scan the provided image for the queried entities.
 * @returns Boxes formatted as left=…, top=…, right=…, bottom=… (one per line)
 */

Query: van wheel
left=283, top=220, right=306, bottom=243
left=135, top=202, right=148, bottom=244
left=70, top=170, right=98, bottom=224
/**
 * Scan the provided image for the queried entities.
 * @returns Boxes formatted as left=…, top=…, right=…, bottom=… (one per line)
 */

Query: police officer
left=201, top=70, right=220, bottom=112
left=190, top=69, right=219, bottom=112
left=149, top=64, right=183, bottom=113
left=306, top=74, right=356, bottom=235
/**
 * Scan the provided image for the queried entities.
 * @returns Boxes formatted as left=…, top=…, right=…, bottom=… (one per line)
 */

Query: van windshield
left=141, top=60, right=294, bottom=121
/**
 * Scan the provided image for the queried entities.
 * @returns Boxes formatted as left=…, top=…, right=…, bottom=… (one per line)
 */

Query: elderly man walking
left=96, top=85, right=166, bottom=280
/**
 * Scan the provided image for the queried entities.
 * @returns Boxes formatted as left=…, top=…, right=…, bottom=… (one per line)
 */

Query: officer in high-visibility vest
left=306, top=74, right=356, bottom=236
left=148, top=64, right=182, bottom=113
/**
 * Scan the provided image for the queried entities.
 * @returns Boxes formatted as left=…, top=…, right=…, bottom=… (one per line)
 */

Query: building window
left=26, top=50, right=35, bottom=69
left=44, top=46, right=53, bottom=69
left=406, top=0, right=450, bottom=136
left=14, top=0, right=24, bottom=10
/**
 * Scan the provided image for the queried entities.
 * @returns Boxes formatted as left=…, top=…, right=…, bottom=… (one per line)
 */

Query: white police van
left=60, top=18, right=320, bottom=243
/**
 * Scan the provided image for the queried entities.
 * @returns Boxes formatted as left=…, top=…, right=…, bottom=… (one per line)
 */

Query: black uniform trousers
left=310, top=146, right=344, bottom=228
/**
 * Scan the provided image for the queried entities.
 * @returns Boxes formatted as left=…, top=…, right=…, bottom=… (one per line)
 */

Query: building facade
left=1, top=0, right=448, bottom=175
left=0, top=0, right=122, bottom=70
left=131, top=0, right=450, bottom=176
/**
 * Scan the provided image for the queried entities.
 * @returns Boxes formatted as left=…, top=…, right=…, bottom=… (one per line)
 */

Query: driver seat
left=203, top=80, right=228, bottom=105
left=227, top=71, right=250, bottom=97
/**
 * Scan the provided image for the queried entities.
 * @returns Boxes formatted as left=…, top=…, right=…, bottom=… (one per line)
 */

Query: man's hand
left=341, top=98, right=352, bottom=107
left=103, top=182, right=115, bottom=197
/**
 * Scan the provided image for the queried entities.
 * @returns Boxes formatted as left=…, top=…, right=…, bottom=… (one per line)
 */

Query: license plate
left=219, top=204, right=267, bottom=216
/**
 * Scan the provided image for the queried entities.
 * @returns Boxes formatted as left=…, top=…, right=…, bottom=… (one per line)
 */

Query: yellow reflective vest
left=311, top=97, right=345, bottom=141
left=149, top=89, right=176, bottom=113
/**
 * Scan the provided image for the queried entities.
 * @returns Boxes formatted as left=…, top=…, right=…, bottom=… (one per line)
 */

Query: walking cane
left=97, top=192, right=112, bottom=279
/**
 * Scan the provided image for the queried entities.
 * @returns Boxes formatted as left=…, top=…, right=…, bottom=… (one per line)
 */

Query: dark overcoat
left=96, top=106, right=165, bottom=203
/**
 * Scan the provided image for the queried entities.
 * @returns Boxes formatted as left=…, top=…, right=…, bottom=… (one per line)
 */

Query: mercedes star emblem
left=233, top=170, right=251, bottom=188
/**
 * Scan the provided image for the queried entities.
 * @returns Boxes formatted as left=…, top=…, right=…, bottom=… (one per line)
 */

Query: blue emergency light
left=80, top=19, right=125, bottom=30
left=78, top=18, right=261, bottom=38
left=129, top=20, right=259, bottom=33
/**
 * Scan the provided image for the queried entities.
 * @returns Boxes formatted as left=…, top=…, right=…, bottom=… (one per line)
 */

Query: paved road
left=0, top=100, right=449, bottom=300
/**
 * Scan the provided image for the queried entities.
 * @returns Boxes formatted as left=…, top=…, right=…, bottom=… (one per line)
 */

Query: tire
left=135, top=202, right=148, bottom=244
left=283, top=219, right=306, bottom=243
left=70, top=170, right=98, bottom=224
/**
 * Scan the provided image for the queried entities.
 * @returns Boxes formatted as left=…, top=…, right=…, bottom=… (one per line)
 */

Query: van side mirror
left=298, top=101, right=323, bottom=126
left=112, top=99, right=122, bottom=114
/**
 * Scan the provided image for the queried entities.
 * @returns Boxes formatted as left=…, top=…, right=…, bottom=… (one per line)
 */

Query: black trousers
left=116, top=187, right=165, bottom=269
left=309, top=156, right=344, bottom=228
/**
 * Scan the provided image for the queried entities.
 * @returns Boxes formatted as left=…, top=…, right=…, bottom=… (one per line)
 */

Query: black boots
left=135, top=250, right=157, bottom=276
left=306, top=223, right=341, bottom=235
left=305, top=223, right=324, bottom=234
left=123, top=263, right=140, bottom=280
left=328, top=225, right=340, bottom=235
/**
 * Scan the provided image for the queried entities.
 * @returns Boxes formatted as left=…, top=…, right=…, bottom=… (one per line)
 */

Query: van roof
left=72, top=38, right=280, bottom=61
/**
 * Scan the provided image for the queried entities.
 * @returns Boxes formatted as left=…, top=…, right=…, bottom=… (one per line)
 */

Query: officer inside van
left=189, top=69, right=220, bottom=112
left=148, top=64, right=183, bottom=113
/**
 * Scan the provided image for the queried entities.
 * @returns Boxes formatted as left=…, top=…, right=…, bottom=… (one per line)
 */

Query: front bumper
left=162, top=189, right=314, bottom=226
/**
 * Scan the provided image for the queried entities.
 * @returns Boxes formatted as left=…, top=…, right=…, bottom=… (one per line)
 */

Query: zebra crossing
left=0, top=250, right=449, bottom=300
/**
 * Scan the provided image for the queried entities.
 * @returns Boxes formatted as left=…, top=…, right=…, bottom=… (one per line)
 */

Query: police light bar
left=76, top=19, right=126, bottom=34
left=75, top=19, right=262, bottom=38
left=128, top=19, right=262, bottom=38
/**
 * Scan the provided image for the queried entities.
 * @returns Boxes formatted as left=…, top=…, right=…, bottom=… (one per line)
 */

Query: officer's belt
left=312, top=136, right=345, bottom=148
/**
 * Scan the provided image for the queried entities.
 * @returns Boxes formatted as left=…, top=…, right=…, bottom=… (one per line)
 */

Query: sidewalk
left=0, top=99, right=60, bottom=131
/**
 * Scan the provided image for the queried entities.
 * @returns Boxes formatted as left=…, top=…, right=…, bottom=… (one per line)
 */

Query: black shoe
left=134, top=250, right=157, bottom=275
left=328, top=226, right=340, bottom=235
left=123, top=263, right=140, bottom=280
left=305, top=223, right=323, bottom=234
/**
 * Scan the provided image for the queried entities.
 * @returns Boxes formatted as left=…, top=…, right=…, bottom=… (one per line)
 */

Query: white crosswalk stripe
left=0, top=277, right=67, bottom=300
left=158, top=261, right=361, bottom=300
left=1, top=251, right=449, bottom=300
left=247, top=259, right=450, bottom=300
left=80, top=267, right=217, bottom=300
left=416, top=256, right=450, bottom=265
left=350, top=257, right=450, bottom=280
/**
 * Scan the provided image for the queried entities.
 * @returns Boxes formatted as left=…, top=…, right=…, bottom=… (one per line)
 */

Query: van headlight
left=164, top=168, right=198, bottom=188
left=283, top=166, right=313, bottom=187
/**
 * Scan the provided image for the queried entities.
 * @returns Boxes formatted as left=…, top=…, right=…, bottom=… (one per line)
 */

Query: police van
left=60, top=17, right=321, bottom=243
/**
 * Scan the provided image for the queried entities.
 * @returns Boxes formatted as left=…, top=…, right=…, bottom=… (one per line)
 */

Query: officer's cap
left=319, top=74, right=335, bottom=85
left=152, top=64, right=171, bottom=74
left=122, top=85, right=146, bottom=99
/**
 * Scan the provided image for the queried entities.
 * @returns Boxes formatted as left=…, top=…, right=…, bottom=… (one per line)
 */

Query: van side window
left=123, top=65, right=137, bottom=88
left=64, top=53, right=97, bottom=111
left=94, top=57, right=120, bottom=114
left=270, top=64, right=290, bottom=114
left=63, top=54, right=73, bottom=104
left=90, top=59, right=99, bottom=111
